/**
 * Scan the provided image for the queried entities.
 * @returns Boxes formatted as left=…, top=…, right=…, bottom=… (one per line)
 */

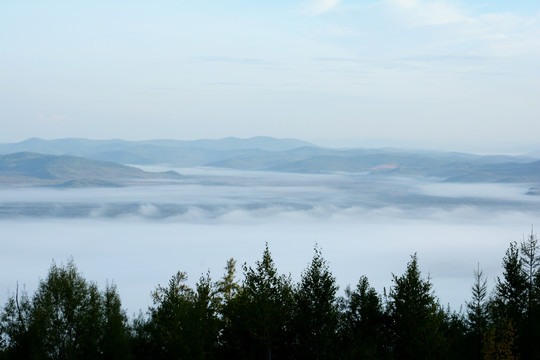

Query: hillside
left=0, top=137, right=314, bottom=166
left=0, top=138, right=539, bottom=184
left=0, top=152, right=181, bottom=186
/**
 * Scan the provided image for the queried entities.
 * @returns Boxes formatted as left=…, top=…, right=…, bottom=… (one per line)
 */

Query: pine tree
left=340, top=276, right=389, bottom=359
left=520, top=228, right=539, bottom=314
left=294, top=246, right=339, bottom=360
left=387, top=254, right=446, bottom=360
left=492, top=242, right=527, bottom=327
left=223, top=243, right=294, bottom=360
left=466, top=263, right=489, bottom=359
left=519, top=229, right=540, bottom=360
left=149, top=271, right=195, bottom=359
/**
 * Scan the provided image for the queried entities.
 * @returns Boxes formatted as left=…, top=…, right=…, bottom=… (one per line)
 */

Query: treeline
left=1, top=231, right=539, bottom=360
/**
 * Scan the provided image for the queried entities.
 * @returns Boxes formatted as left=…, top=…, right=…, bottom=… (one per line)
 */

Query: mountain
left=0, top=137, right=314, bottom=166
left=443, top=160, right=540, bottom=183
left=0, top=152, right=181, bottom=186
left=207, top=147, right=540, bottom=182
left=1, top=138, right=538, bottom=185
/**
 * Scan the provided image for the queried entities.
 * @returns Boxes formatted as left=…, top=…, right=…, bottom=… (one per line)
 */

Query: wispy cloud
left=382, top=0, right=540, bottom=58
left=387, top=0, right=470, bottom=26
left=305, top=0, right=342, bottom=16
left=197, top=56, right=269, bottom=65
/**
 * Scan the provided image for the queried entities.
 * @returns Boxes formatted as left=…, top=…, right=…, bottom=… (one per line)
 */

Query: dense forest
left=1, top=230, right=539, bottom=360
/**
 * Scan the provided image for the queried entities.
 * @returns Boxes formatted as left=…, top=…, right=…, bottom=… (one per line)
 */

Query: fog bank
left=1, top=210, right=536, bottom=315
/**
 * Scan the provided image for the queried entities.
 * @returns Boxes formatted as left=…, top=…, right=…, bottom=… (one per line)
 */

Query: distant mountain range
left=0, top=152, right=181, bottom=187
left=0, top=137, right=312, bottom=166
left=0, top=137, right=539, bottom=185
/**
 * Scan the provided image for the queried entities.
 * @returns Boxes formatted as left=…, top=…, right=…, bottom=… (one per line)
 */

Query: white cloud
left=382, top=0, right=540, bottom=58
left=387, top=0, right=470, bottom=26
left=305, top=0, right=342, bottom=15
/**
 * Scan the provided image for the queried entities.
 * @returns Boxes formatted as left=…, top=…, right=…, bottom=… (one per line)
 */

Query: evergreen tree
left=191, top=272, right=221, bottom=359
left=339, top=276, right=389, bottom=360
left=466, top=264, right=489, bottom=360
left=519, top=229, right=540, bottom=360
left=520, top=229, right=539, bottom=310
left=101, top=283, right=129, bottom=360
left=492, top=242, right=527, bottom=328
left=440, top=307, right=468, bottom=360
left=294, top=246, right=339, bottom=360
left=148, top=270, right=220, bottom=360
left=128, top=312, right=154, bottom=360
left=387, top=254, right=447, bottom=360
left=222, top=243, right=294, bottom=360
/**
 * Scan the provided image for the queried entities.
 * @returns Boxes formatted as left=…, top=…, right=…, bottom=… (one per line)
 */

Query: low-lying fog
left=1, top=166, right=539, bottom=315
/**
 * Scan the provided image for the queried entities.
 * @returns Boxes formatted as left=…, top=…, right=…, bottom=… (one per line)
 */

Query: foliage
left=221, top=243, right=295, bottom=360
left=483, top=320, right=518, bottom=360
left=339, top=276, right=390, bottom=359
left=0, top=259, right=128, bottom=360
left=3, top=231, right=540, bottom=360
left=387, top=253, right=447, bottom=360
left=466, top=264, right=489, bottom=360
left=294, top=246, right=339, bottom=360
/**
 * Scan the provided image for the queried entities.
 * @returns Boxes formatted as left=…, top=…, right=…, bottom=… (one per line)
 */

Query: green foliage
left=221, top=243, right=295, bottom=360
left=340, top=276, right=389, bottom=360
left=217, top=258, right=240, bottom=304
left=466, top=264, right=489, bottom=360
left=148, top=271, right=220, bottom=360
left=3, top=231, right=540, bottom=360
left=0, top=283, right=32, bottom=359
left=294, top=246, right=339, bottom=360
left=388, top=253, right=447, bottom=360
left=493, top=242, right=527, bottom=323
left=518, top=229, right=540, bottom=360
left=520, top=228, right=540, bottom=308
left=467, top=264, right=489, bottom=334
left=0, top=259, right=129, bottom=360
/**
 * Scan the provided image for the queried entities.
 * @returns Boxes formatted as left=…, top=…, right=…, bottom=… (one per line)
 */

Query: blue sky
left=1, top=0, right=539, bottom=150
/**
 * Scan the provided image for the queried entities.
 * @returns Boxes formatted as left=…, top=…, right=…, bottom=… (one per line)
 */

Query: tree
left=0, top=283, right=33, bottom=359
left=339, top=276, right=389, bottom=360
left=0, top=259, right=129, bottom=360
left=294, top=246, right=339, bottom=360
left=148, top=271, right=194, bottom=359
left=466, top=263, right=489, bottom=360
left=387, top=254, right=446, bottom=360
left=483, top=319, right=518, bottom=360
left=191, top=272, right=221, bottom=359
left=101, top=283, right=129, bottom=360
left=492, top=242, right=527, bottom=327
left=148, top=270, right=220, bottom=360
left=518, top=229, right=540, bottom=360
left=217, top=258, right=241, bottom=304
left=221, top=243, right=294, bottom=360
left=520, top=228, right=539, bottom=311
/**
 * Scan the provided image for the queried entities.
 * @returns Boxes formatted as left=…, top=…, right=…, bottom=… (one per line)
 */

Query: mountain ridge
left=0, top=152, right=182, bottom=187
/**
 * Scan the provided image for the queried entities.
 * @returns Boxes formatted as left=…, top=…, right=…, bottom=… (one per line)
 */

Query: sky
left=1, top=0, right=539, bottom=150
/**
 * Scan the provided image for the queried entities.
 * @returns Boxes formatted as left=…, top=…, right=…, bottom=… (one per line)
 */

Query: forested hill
left=0, top=152, right=181, bottom=185
left=0, top=137, right=313, bottom=166
left=1, top=137, right=540, bottom=183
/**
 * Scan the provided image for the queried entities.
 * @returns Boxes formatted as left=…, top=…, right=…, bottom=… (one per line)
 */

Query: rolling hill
left=0, top=137, right=539, bottom=184
left=0, top=152, right=181, bottom=186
